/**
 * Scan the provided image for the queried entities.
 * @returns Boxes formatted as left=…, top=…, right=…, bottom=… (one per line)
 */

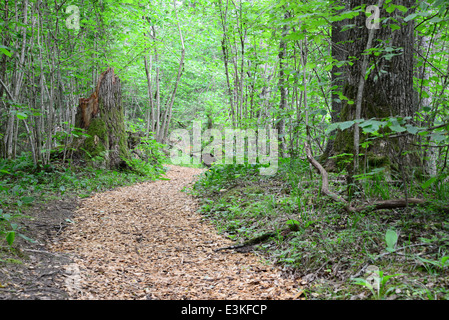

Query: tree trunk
left=144, top=54, right=154, bottom=136
left=321, top=1, right=349, bottom=164
left=277, top=11, right=289, bottom=158
left=73, top=67, right=131, bottom=169
left=157, top=0, right=185, bottom=144
left=322, top=0, right=420, bottom=177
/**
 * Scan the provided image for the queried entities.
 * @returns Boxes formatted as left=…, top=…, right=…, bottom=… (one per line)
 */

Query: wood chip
left=51, top=165, right=299, bottom=299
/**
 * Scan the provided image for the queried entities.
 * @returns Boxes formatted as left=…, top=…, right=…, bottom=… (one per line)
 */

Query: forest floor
left=0, top=165, right=300, bottom=299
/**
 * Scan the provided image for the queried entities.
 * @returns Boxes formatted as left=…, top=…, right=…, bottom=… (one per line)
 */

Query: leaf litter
left=51, top=165, right=301, bottom=299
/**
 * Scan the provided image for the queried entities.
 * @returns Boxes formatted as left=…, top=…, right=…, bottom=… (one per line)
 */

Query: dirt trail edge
left=51, top=165, right=300, bottom=299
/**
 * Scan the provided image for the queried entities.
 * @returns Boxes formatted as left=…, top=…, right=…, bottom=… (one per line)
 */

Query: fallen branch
left=355, top=198, right=425, bottom=212
left=303, top=142, right=425, bottom=213
left=304, top=142, right=356, bottom=212
left=214, top=231, right=277, bottom=252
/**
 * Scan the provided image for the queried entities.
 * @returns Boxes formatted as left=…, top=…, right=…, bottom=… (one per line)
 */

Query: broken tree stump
left=73, top=67, right=131, bottom=169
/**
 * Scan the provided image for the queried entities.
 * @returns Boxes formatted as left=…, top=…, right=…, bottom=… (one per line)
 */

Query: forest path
left=51, top=165, right=299, bottom=299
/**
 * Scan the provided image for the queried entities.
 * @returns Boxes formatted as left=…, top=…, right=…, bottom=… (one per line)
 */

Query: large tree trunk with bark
left=73, top=67, right=131, bottom=169
left=322, top=1, right=349, bottom=161
left=321, top=0, right=420, bottom=177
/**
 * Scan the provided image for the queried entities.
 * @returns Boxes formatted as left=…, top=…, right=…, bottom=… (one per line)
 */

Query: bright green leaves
left=388, top=118, right=407, bottom=133
left=332, top=9, right=361, bottom=22
left=0, top=45, right=12, bottom=57
left=326, top=120, right=356, bottom=133
left=422, top=176, right=439, bottom=189
left=385, top=229, right=398, bottom=252
left=5, top=231, right=15, bottom=246
left=326, top=115, right=448, bottom=154
left=384, top=3, right=408, bottom=14
left=286, top=219, right=301, bottom=231
left=16, top=112, right=28, bottom=120
left=326, top=117, right=428, bottom=136
left=285, top=31, right=306, bottom=41
left=358, top=119, right=382, bottom=134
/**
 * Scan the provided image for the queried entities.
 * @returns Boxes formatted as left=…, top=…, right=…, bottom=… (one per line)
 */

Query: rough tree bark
left=73, top=67, right=131, bottom=169
left=321, top=0, right=420, bottom=176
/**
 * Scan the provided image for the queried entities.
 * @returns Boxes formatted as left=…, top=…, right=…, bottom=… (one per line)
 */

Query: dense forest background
left=1, top=0, right=449, bottom=300
left=1, top=0, right=448, bottom=173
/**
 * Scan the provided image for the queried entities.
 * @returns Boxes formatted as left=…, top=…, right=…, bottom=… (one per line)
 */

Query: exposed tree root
left=304, top=142, right=426, bottom=213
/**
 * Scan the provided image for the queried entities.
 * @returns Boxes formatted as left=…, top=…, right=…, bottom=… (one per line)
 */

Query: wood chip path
left=51, top=165, right=300, bottom=299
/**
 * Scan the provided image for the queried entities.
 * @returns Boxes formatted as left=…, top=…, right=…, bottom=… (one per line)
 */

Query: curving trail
left=51, top=165, right=299, bottom=299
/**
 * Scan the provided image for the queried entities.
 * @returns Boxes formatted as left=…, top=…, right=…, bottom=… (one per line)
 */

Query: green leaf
left=385, top=229, right=398, bottom=251
left=339, top=120, right=355, bottom=131
left=422, top=176, right=438, bottom=189
left=20, top=196, right=35, bottom=204
left=6, top=231, right=15, bottom=246
left=0, top=47, right=12, bottom=57
left=385, top=4, right=395, bottom=13
left=395, top=5, right=408, bottom=13
left=428, top=16, right=442, bottom=23
left=352, top=278, right=374, bottom=291
left=389, top=24, right=401, bottom=31
left=441, top=256, right=449, bottom=267
left=389, top=124, right=406, bottom=133
left=404, top=13, right=417, bottom=21
left=430, top=132, right=446, bottom=142
left=16, top=112, right=28, bottom=120
left=286, top=219, right=300, bottom=226
left=359, top=119, right=382, bottom=133
left=405, top=124, right=419, bottom=135
left=18, top=233, right=36, bottom=243
left=326, top=123, right=340, bottom=133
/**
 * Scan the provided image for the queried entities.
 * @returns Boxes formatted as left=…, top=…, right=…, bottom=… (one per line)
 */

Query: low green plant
left=136, top=136, right=166, bottom=165
left=286, top=219, right=301, bottom=231
left=385, top=229, right=399, bottom=252
left=352, top=269, right=404, bottom=300
left=417, top=256, right=449, bottom=273
left=0, top=209, right=35, bottom=246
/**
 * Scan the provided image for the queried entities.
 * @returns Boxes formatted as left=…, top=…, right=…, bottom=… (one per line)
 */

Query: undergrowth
left=191, top=158, right=449, bottom=300
left=0, top=150, right=166, bottom=249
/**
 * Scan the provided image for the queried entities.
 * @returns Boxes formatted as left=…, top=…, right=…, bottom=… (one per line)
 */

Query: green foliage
left=417, top=256, right=449, bottom=272
left=123, top=133, right=166, bottom=177
left=0, top=152, right=166, bottom=246
left=0, top=209, right=35, bottom=247
left=352, top=270, right=404, bottom=300
left=385, top=229, right=399, bottom=252
left=1, top=0, right=449, bottom=300
left=192, top=156, right=449, bottom=299
left=136, top=136, right=166, bottom=166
